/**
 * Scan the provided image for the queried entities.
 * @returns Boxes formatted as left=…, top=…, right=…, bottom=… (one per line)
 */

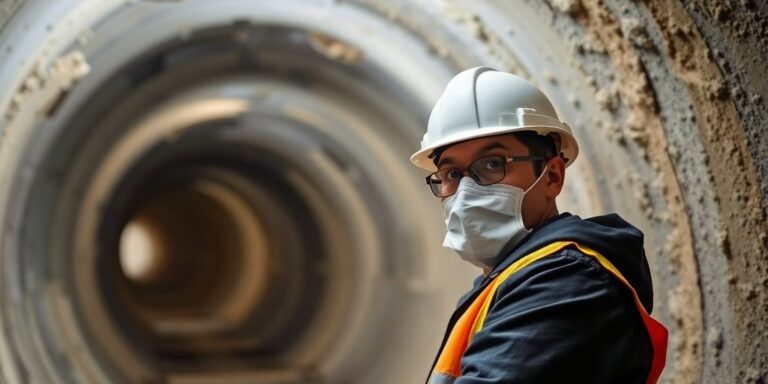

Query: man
left=410, top=67, right=668, bottom=383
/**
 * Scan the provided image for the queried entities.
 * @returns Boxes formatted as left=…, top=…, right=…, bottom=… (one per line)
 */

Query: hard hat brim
left=410, top=125, right=578, bottom=172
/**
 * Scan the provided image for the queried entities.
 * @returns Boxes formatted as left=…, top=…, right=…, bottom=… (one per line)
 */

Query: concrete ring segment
left=0, top=0, right=766, bottom=383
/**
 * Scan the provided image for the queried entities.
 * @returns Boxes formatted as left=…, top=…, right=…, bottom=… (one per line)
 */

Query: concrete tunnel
left=0, top=0, right=766, bottom=383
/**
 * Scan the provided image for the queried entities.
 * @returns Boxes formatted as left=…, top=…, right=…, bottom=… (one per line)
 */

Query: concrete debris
left=6, top=51, right=91, bottom=122
left=548, top=0, right=583, bottom=15
left=620, top=17, right=653, bottom=49
left=308, top=32, right=364, bottom=64
left=48, top=51, right=91, bottom=90
left=595, top=84, right=619, bottom=112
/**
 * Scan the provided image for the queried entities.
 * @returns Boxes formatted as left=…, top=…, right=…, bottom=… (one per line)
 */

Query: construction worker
left=410, top=67, right=668, bottom=383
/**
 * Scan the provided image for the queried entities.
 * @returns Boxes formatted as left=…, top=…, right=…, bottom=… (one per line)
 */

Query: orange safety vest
left=430, top=241, right=668, bottom=384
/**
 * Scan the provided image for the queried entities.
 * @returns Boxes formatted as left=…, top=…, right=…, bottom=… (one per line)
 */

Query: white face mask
left=441, top=166, right=548, bottom=270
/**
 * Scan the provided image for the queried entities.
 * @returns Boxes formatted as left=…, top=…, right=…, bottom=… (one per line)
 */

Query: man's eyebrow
left=478, top=142, right=509, bottom=154
left=438, top=142, right=509, bottom=168
left=437, top=156, right=456, bottom=168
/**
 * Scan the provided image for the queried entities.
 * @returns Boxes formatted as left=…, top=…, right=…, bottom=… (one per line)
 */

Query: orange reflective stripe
left=433, top=281, right=496, bottom=377
left=431, top=241, right=668, bottom=383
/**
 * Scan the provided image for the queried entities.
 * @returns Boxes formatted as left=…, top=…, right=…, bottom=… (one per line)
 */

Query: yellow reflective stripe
left=570, top=243, right=652, bottom=317
left=469, top=241, right=575, bottom=338
left=470, top=241, right=642, bottom=336
left=443, top=240, right=666, bottom=383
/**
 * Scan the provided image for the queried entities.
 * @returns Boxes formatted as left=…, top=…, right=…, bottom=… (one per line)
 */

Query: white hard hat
left=410, top=66, right=579, bottom=172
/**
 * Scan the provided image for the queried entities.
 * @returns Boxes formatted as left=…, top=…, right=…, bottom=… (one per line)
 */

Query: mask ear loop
left=517, top=161, right=550, bottom=231
left=523, top=162, right=549, bottom=195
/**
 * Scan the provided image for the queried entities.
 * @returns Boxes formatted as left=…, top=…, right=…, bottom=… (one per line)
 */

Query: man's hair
left=431, top=131, right=558, bottom=176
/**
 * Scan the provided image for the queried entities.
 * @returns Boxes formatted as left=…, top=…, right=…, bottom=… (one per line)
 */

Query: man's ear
left=544, top=157, right=566, bottom=198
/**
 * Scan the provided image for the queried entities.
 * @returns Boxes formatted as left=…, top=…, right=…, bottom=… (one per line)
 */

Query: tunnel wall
left=0, top=0, right=766, bottom=383
left=528, top=1, right=768, bottom=381
left=525, top=1, right=768, bottom=381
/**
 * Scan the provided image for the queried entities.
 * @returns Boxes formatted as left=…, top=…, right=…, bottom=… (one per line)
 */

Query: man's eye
left=483, top=158, right=503, bottom=170
left=444, top=169, right=461, bottom=180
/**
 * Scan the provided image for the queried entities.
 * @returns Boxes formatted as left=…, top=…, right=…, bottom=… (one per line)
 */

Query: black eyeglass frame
left=425, top=155, right=549, bottom=197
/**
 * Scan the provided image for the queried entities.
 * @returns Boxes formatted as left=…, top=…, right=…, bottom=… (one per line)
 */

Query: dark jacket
left=430, top=212, right=654, bottom=383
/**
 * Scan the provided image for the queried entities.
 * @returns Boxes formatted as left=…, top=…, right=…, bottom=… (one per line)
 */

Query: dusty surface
left=361, top=0, right=768, bottom=381
left=0, top=0, right=766, bottom=382
left=531, top=0, right=767, bottom=382
left=3, top=51, right=90, bottom=148
left=645, top=1, right=768, bottom=381
left=561, top=0, right=704, bottom=381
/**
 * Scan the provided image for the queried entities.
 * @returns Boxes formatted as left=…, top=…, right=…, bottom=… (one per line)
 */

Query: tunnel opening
left=5, top=17, right=426, bottom=382
left=99, top=144, right=333, bottom=374
left=119, top=218, right=161, bottom=285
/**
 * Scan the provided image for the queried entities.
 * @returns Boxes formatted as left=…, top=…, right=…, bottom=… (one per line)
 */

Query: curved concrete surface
left=0, top=0, right=765, bottom=383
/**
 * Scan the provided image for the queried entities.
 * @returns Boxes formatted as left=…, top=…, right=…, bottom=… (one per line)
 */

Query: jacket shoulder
left=493, top=246, right=616, bottom=311
left=456, top=246, right=652, bottom=383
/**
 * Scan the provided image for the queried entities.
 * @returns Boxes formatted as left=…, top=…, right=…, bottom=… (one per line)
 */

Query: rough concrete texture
left=564, top=1, right=704, bottom=380
left=0, top=0, right=766, bottom=382
left=4, top=51, right=90, bottom=135
left=388, top=0, right=768, bottom=381
left=356, top=0, right=768, bottom=381
left=539, top=0, right=768, bottom=382
left=644, top=2, right=768, bottom=382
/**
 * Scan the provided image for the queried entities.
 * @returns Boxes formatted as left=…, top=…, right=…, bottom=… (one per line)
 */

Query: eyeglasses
left=425, top=155, right=547, bottom=198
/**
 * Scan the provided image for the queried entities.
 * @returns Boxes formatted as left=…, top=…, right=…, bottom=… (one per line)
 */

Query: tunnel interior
left=0, top=0, right=766, bottom=383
